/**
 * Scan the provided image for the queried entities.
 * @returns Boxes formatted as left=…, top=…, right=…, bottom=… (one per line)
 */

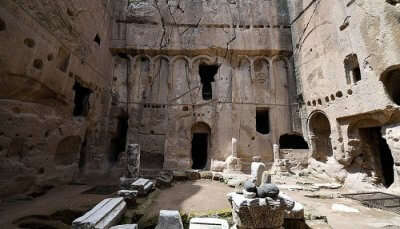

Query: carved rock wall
left=0, top=0, right=114, bottom=197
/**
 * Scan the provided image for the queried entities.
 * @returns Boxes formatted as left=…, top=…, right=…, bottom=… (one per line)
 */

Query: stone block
left=131, top=178, right=153, bottom=196
left=156, top=174, right=173, bottom=188
left=118, top=190, right=138, bottom=208
left=251, top=162, right=266, bottom=186
left=173, top=171, right=188, bottom=181
left=185, top=170, right=201, bottom=180
left=110, top=225, right=138, bottom=229
left=72, top=197, right=127, bottom=229
left=120, top=177, right=137, bottom=190
left=189, top=218, right=229, bottom=229
left=155, top=210, right=184, bottom=229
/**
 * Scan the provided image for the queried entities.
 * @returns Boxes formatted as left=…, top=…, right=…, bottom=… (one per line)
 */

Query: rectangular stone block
left=131, top=178, right=153, bottom=196
left=189, top=218, right=229, bottom=229
left=72, top=197, right=127, bottom=229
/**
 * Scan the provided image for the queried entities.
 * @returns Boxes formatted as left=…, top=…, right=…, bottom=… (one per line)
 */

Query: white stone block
left=72, top=197, right=127, bottom=229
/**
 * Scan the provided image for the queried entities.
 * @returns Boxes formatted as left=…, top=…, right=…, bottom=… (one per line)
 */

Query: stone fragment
left=173, top=171, right=188, bottom=181
left=131, top=178, right=153, bottom=196
left=243, top=180, right=257, bottom=193
left=211, top=160, right=226, bottom=172
left=285, top=201, right=305, bottom=220
left=189, top=218, right=229, bottom=229
left=256, top=184, right=280, bottom=198
left=185, top=170, right=201, bottom=180
left=120, top=177, right=137, bottom=190
left=110, top=225, right=138, bottom=229
left=200, top=171, right=213, bottom=179
left=155, top=210, right=184, bottom=229
left=72, top=197, right=127, bottom=229
left=251, top=162, right=266, bottom=186
left=156, top=174, right=173, bottom=188
left=243, top=190, right=256, bottom=198
left=227, top=192, right=295, bottom=229
left=313, top=183, right=342, bottom=190
left=261, top=171, right=272, bottom=184
left=212, top=172, right=224, bottom=181
left=252, top=156, right=262, bottom=162
left=118, top=190, right=138, bottom=208
left=331, top=204, right=359, bottom=213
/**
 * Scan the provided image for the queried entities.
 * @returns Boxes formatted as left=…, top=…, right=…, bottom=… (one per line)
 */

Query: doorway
left=192, top=133, right=209, bottom=169
left=359, top=127, right=394, bottom=188
left=309, top=112, right=332, bottom=162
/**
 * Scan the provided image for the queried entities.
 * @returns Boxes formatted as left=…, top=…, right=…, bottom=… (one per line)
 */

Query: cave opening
left=382, top=68, right=400, bottom=105
left=109, top=116, right=129, bottom=163
left=279, top=134, right=309, bottom=149
left=199, top=64, right=218, bottom=100
left=359, top=127, right=394, bottom=188
left=73, top=81, right=92, bottom=117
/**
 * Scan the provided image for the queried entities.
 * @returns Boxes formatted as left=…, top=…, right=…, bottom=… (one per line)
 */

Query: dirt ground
left=147, top=180, right=234, bottom=216
left=1, top=176, right=400, bottom=229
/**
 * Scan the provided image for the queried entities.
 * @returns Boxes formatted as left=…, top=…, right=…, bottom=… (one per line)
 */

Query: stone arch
left=151, top=56, right=170, bottom=104
left=191, top=122, right=211, bottom=169
left=381, top=65, right=400, bottom=105
left=272, top=56, right=289, bottom=104
left=253, top=57, right=270, bottom=89
left=308, top=111, right=332, bottom=162
left=55, top=136, right=81, bottom=166
left=171, top=57, right=191, bottom=104
left=237, top=56, right=252, bottom=102
left=134, top=55, right=152, bottom=102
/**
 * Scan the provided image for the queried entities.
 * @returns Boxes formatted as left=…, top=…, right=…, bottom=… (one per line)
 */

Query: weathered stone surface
left=118, top=190, right=138, bottom=208
left=227, top=192, right=295, bottom=229
left=251, top=162, right=266, bottom=186
left=189, top=218, right=229, bottom=229
left=120, top=177, right=137, bottom=190
left=110, top=225, right=138, bottom=229
left=126, top=144, right=140, bottom=178
left=243, top=180, right=257, bottom=193
left=155, top=210, right=184, bottom=229
left=256, top=184, right=280, bottom=199
left=72, top=197, right=127, bottom=229
left=185, top=170, right=201, bottom=180
left=131, top=178, right=153, bottom=196
left=156, top=173, right=173, bottom=188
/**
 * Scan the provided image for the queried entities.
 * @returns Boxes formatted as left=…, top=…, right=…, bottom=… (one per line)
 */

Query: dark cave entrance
left=279, top=134, right=309, bottom=149
left=382, top=68, right=400, bottom=105
left=359, top=127, right=394, bottom=188
left=191, top=133, right=208, bottom=170
left=199, top=64, right=218, bottom=100
left=73, top=81, right=92, bottom=117
left=109, top=116, right=129, bottom=163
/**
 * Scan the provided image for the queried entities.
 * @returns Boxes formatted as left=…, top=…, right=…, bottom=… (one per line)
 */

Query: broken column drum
left=126, top=144, right=140, bottom=178
left=227, top=184, right=295, bottom=229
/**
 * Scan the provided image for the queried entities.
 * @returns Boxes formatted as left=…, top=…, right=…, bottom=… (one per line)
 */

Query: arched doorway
left=309, top=112, right=332, bottom=162
left=191, top=122, right=211, bottom=169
